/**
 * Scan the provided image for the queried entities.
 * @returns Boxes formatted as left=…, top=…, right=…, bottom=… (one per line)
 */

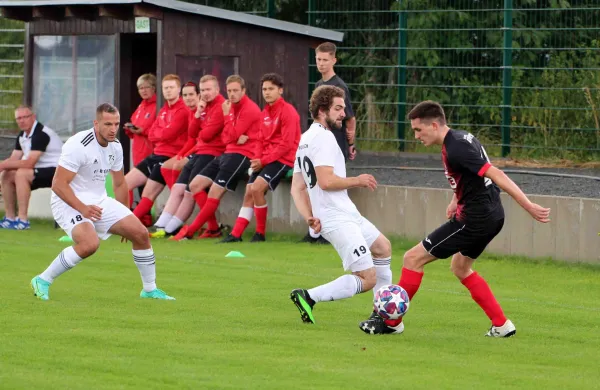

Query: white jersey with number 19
left=50, top=129, right=124, bottom=205
left=294, top=122, right=361, bottom=233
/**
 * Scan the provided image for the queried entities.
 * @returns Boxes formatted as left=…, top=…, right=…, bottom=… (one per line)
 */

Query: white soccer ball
left=373, top=284, right=410, bottom=320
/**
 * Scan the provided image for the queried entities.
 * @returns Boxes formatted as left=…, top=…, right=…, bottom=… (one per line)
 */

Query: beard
left=325, top=116, right=342, bottom=130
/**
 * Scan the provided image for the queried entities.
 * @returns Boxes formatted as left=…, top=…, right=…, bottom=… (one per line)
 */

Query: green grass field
left=1, top=220, right=600, bottom=389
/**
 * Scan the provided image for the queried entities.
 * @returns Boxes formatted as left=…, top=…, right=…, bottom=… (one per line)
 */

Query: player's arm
left=313, top=133, right=376, bottom=191
left=0, top=149, right=28, bottom=171
left=342, top=85, right=356, bottom=157
left=110, top=168, right=128, bottom=207
left=290, top=172, right=313, bottom=221
left=484, top=167, right=550, bottom=223
left=199, top=111, right=225, bottom=143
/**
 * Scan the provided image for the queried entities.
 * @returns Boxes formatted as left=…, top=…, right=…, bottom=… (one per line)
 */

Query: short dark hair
left=315, top=42, right=337, bottom=57
left=181, top=81, right=199, bottom=94
left=260, top=73, right=283, bottom=88
left=408, top=100, right=447, bottom=125
left=309, top=85, right=345, bottom=119
left=96, top=103, right=119, bottom=119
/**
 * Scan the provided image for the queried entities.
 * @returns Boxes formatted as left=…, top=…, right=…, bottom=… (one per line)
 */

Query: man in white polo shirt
left=0, top=105, right=62, bottom=230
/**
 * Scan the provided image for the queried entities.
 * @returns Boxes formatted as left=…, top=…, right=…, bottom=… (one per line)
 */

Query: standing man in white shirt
left=30, top=103, right=175, bottom=301
left=0, top=105, right=63, bottom=230
left=289, top=85, right=394, bottom=328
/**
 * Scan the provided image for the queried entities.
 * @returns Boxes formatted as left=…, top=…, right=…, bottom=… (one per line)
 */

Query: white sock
left=309, top=227, right=320, bottom=239
left=132, top=248, right=156, bottom=292
left=154, top=212, right=173, bottom=228
left=239, top=206, right=253, bottom=221
left=165, top=217, right=184, bottom=234
left=308, top=274, right=362, bottom=303
left=40, top=246, right=83, bottom=283
left=373, top=257, right=392, bottom=296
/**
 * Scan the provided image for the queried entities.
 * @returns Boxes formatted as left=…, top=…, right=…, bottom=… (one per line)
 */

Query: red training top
left=193, top=94, right=226, bottom=156
left=148, top=97, right=189, bottom=157
left=221, top=94, right=262, bottom=159
left=127, top=94, right=156, bottom=166
left=259, top=97, right=301, bottom=167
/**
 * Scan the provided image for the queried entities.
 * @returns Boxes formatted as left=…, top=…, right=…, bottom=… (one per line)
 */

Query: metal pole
left=267, top=0, right=275, bottom=18
left=501, top=0, right=513, bottom=157
left=307, top=0, right=316, bottom=128
left=397, top=2, right=407, bottom=151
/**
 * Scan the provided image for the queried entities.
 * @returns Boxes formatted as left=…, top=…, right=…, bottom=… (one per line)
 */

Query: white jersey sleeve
left=58, top=137, right=85, bottom=173
left=111, top=142, right=124, bottom=171
left=311, top=131, right=338, bottom=168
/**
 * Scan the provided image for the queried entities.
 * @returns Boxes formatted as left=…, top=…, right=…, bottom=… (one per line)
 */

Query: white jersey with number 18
left=293, top=122, right=361, bottom=233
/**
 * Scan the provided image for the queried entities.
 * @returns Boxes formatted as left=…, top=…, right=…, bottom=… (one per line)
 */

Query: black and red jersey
left=441, top=129, right=504, bottom=223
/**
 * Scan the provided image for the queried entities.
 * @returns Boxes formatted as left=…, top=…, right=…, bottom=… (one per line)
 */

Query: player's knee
left=189, top=179, right=203, bottom=194
left=77, top=238, right=100, bottom=258
left=15, top=168, right=31, bottom=181
left=131, top=225, right=151, bottom=246
left=403, top=248, right=420, bottom=269
left=450, top=260, right=471, bottom=280
left=371, top=235, right=391, bottom=259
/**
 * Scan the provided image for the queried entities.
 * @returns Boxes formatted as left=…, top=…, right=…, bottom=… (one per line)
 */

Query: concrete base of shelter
left=14, top=182, right=600, bottom=264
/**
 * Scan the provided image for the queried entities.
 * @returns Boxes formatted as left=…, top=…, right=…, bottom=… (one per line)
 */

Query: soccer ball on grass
left=373, top=284, right=410, bottom=320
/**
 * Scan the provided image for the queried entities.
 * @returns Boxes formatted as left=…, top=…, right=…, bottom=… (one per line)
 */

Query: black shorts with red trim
left=422, top=216, right=504, bottom=260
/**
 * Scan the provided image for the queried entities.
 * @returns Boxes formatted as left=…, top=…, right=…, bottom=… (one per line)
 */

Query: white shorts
left=322, top=216, right=382, bottom=272
left=52, top=196, right=133, bottom=240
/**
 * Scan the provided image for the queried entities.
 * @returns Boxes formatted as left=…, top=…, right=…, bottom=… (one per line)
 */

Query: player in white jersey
left=289, top=85, right=395, bottom=329
left=30, top=103, right=175, bottom=301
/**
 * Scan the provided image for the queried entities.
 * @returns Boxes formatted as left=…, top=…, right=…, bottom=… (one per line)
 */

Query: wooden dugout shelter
left=0, top=0, right=343, bottom=170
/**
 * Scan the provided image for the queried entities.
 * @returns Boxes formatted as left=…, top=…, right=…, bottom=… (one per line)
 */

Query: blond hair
left=225, top=75, right=245, bottom=89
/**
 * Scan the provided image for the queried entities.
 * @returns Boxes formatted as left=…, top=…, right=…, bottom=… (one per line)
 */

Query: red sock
left=188, top=197, right=220, bottom=235
left=231, top=217, right=250, bottom=238
left=461, top=272, right=507, bottom=327
left=254, top=205, right=268, bottom=235
left=385, top=267, right=424, bottom=326
left=128, top=190, right=134, bottom=208
left=193, top=191, right=219, bottom=231
left=193, top=191, right=208, bottom=208
left=133, top=197, right=154, bottom=219
left=160, top=167, right=178, bottom=189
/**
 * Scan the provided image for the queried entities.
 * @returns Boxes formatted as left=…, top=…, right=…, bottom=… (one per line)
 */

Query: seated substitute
left=0, top=105, right=63, bottom=230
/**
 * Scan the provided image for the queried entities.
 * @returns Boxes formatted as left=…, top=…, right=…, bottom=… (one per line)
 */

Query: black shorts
left=422, top=216, right=504, bottom=260
left=199, top=153, right=250, bottom=192
left=176, top=154, right=217, bottom=190
left=31, top=167, right=56, bottom=190
left=247, top=161, right=292, bottom=191
left=135, top=154, right=170, bottom=185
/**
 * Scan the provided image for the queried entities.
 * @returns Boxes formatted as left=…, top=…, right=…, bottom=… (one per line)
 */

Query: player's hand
left=81, top=205, right=103, bottom=222
left=357, top=174, right=377, bottom=191
left=196, top=100, right=207, bottom=117
left=348, top=145, right=357, bottom=160
left=446, top=201, right=458, bottom=219
left=527, top=202, right=551, bottom=223
left=237, top=134, right=249, bottom=145
left=250, top=159, right=262, bottom=171
left=307, top=217, right=321, bottom=234
left=222, top=100, right=231, bottom=115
